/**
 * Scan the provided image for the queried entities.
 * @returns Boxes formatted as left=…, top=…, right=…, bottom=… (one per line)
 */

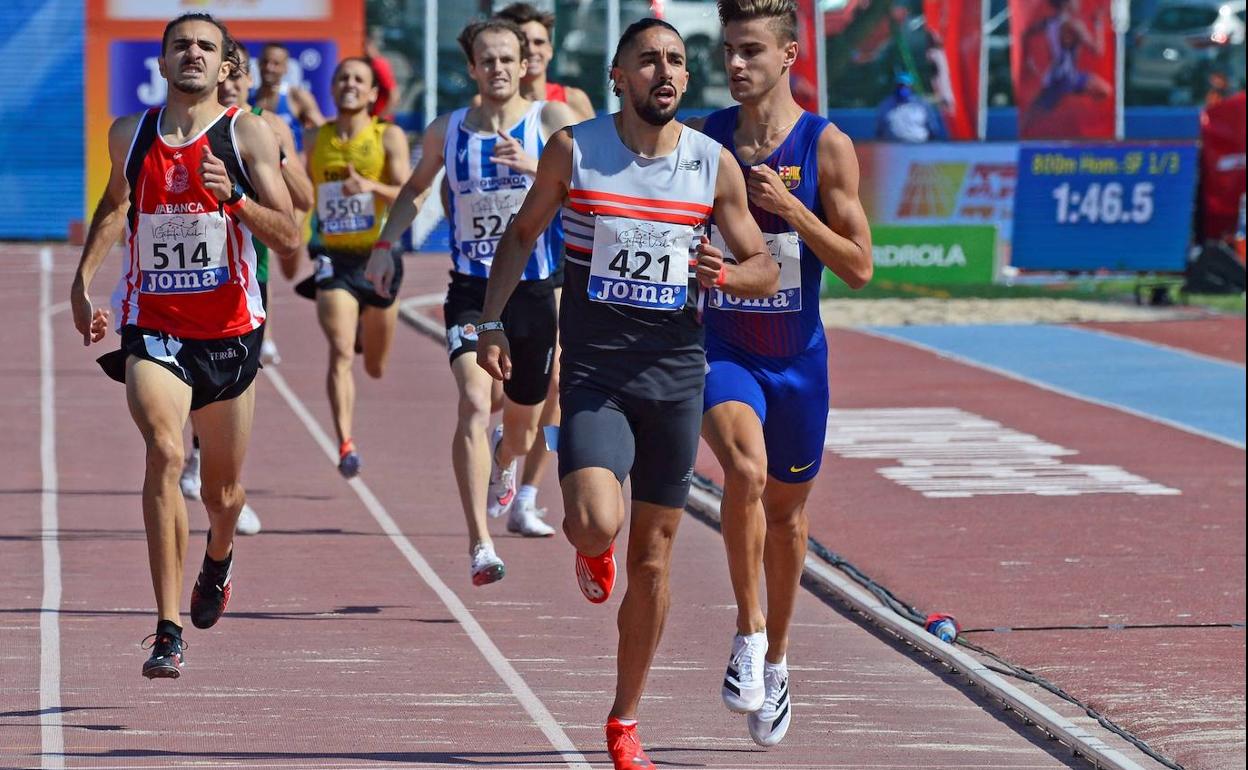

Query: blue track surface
left=868, top=324, right=1246, bottom=447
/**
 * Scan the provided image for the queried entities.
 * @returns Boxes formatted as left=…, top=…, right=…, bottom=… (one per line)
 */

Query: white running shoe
left=507, top=500, right=555, bottom=537
left=180, top=449, right=202, bottom=500
left=722, top=631, right=768, bottom=713
left=486, top=425, right=517, bottom=519
left=470, top=542, right=506, bottom=586
left=235, top=503, right=262, bottom=536
left=260, top=339, right=282, bottom=366
left=747, top=659, right=792, bottom=747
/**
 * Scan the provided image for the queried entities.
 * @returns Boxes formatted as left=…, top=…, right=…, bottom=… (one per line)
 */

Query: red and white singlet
left=112, top=106, right=265, bottom=339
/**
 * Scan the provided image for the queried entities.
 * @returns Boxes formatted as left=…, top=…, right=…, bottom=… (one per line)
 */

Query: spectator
left=875, top=71, right=947, bottom=142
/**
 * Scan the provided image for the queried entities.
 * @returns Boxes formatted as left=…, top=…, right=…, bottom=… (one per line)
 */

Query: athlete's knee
left=200, top=481, right=244, bottom=517
left=625, top=547, right=673, bottom=596
left=724, top=449, right=767, bottom=503
left=144, top=434, right=185, bottom=477
left=457, top=387, right=492, bottom=430
left=765, top=502, right=808, bottom=541
left=364, top=357, right=386, bottom=379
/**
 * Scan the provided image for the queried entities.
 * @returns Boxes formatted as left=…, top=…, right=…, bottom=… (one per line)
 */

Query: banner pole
left=607, top=0, right=621, bottom=112
left=423, top=0, right=437, bottom=128
left=815, top=0, right=827, bottom=116
left=1112, top=0, right=1128, bottom=140
left=978, top=0, right=989, bottom=140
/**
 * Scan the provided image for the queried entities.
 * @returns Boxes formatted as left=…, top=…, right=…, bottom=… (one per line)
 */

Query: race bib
left=454, top=187, right=526, bottom=262
left=588, top=215, right=693, bottom=311
left=318, top=181, right=376, bottom=235
left=708, top=226, right=802, bottom=313
left=135, top=211, right=229, bottom=294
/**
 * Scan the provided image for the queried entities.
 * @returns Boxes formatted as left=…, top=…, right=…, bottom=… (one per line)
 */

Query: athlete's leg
left=190, top=384, right=256, bottom=561
left=559, top=467, right=626, bottom=556
left=702, top=400, right=769, bottom=636
left=498, top=397, right=541, bottom=473
left=316, top=288, right=360, bottom=446
left=759, top=478, right=814, bottom=663
left=125, top=358, right=193, bottom=625
left=451, top=354, right=496, bottom=550
left=520, top=286, right=562, bottom=491
left=610, top=501, right=684, bottom=719
left=359, top=301, right=400, bottom=379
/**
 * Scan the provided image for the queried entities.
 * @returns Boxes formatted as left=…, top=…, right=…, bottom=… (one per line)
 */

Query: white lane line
left=398, top=292, right=446, bottom=313
left=262, top=367, right=590, bottom=770
left=38, top=246, right=64, bottom=770
left=858, top=327, right=1246, bottom=451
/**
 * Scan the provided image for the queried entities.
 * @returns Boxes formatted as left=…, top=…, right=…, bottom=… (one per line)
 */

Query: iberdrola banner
left=1008, top=0, right=1116, bottom=139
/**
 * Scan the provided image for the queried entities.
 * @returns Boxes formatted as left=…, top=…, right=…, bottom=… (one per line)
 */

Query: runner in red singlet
left=69, top=13, right=298, bottom=680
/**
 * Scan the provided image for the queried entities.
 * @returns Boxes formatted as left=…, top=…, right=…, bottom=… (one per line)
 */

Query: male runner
left=696, top=0, right=873, bottom=746
left=178, top=40, right=317, bottom=537
left=475, top=19, right=777, bottom=769
left=366, top=18, right=576, bottom=585
left=70, top=12, right=298, bottom=678
left=305, top=57, right=410, bottom=478
left=252, top=42, right=325, bottom=150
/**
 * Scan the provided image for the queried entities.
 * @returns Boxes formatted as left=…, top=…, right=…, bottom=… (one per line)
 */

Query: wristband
left=223, top=193, right=247, bottom=217
left=715, top=265, right=728, bottom=287
left=476, top=320, right=505, bottom=333
left=374, top=240, right=393, bottom=251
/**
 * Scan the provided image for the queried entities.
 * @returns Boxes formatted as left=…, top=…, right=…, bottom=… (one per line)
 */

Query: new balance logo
left=677, top=159, right=702, bottom=171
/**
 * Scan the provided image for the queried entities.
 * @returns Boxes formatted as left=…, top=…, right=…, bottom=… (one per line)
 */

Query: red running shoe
left=605, top=718, right=656, bottom=770
left=574, top=543, right=615, bottom=604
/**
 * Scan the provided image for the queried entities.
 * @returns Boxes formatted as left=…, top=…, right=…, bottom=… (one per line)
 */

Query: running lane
left=10, top=244, right=1088, bottom=769
left=693, top=325, right=1245, bottom=770
left=1078, top=317, right=1246, bottom=365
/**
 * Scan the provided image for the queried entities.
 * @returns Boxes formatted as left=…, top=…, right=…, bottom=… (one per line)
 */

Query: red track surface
left=694, top=323, right=1246, bottom=770
left=1077, top=319, right=1246, bottom=364
left=2, top=246, right=1092, bottom=770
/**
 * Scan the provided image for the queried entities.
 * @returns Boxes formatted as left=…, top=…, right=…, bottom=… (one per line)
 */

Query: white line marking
left=1077, top=324, right=1247, bottom=371
left=859, top=327, right=1246, bottom=451
left=261, top=367, right=590, bottom=770
left=398, top=292, right=446, bottom=313
left=38, top=246, right=64, bottom=769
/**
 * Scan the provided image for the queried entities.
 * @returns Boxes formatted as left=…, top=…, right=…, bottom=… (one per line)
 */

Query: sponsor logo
left=677, top=159, right=702, bottom=172
left=777, top=165, right=802, bottom=190
left=789, top=459, right=817, bottom=474
left=208, top=349, right=239, bottom=361
left=460, top=323, right=478, bottom=338
left=590, top=279, right=680, bottom=306
left=154, top=202, right=206, bottom=214
left=165, top=163, right=190, bottom=194
left=873, top=242, right=967, bottom=268
left=896, top=162, right=966, bottom=218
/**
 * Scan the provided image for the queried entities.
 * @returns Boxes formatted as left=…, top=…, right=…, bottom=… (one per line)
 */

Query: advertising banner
left=922, top=0, right=981, bottom=141
left=1199, top=92, right=1246, bottom=244
left=85, top=0, right=363, bottom=216
left=1013, top=143, right=1199, bottom=271
left=854, top=143, right=1017, bottom=264
left=1008, top=0, right=1115, bottom=139
left=791, top=0, right=821, bottom=114
left=869, top=225, right=998, bottom=285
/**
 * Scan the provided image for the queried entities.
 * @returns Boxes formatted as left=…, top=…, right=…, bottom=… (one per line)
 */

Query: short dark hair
left=224, top=37, right=249, bottom=76
left=610, top=17, right=682, bottom=70
left=496, top=2, right=556, bottom=34
left=717, top=0, right=799, bottom=44
left=332, top=56, right=378, bottom=88
left=457, top=18, right=529, bottom=66
left=261, top=41, right=289, bottom=55
left=161, top=12, right=230, bottom=56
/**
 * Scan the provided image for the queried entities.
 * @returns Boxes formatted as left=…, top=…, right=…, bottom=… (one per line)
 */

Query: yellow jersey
left=309, top=119, right=388, bottom=255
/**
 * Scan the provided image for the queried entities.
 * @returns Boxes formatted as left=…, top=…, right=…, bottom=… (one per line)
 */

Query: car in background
left=1128, top=0, right=1246, bottom=102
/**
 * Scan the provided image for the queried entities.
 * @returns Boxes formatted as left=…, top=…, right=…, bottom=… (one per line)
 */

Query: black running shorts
left=299, top=247, right=403, bottom=309
left=557, top=381, right=702, bottom=509
left=97, top=324, right=264, bottom=412
left=443, top=271, right=556, bottom=407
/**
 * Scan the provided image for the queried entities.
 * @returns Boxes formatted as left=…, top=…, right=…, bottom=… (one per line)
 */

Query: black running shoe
left=141, top=632, right=186, bottom=679
left=189, top=549, right=233, bottom=629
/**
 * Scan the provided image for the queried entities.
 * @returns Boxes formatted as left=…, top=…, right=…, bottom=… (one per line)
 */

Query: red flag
left=1009, top=0, right=1116, bottom=139
left=791, top=0, right=820, bottom=113
left=1199, top=91, right=1247, bottom=244
left=923, top=0, right=981, bottom=140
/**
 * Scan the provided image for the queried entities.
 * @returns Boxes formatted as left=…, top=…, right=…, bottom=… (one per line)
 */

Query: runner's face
left=519, top=20, right=552, bottom=81
left=469, top=30, right=525, bottom=103
left=723, top=18, right=796, bottom=103
left=161, top=21, right=228, bottom=97
left=332, top=60, right=377, bottom=112
left=260, top=47, right=288, bottom=87
left=614, top=28, right=688, bottom=127
left=218, top=59, right=251, bottom=107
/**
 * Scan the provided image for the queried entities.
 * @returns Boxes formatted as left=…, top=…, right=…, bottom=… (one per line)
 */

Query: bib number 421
left=606, top=249, right=672, bottom=282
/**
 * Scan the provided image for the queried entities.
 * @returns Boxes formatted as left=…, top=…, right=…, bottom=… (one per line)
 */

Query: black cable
left=688, top=472, right=1186, bottom=770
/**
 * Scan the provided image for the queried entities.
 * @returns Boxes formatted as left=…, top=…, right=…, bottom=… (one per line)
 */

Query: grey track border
left=395, top=297, right=1167, bottom=770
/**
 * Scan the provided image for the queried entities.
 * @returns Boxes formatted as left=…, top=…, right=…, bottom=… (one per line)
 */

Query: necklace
left=737, top=114, right=800, bottom=165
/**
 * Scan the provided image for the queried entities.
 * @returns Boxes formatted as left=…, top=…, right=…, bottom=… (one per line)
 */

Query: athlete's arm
left=364, top=115, right=449, bottom=297
left=563, top=86, right=596, bottom=121
left=749, top=125, right=871, bottom=289
left=293, top=86, right=326, bottom=128
left=540, top=100, right=579, bottom=140
left=229, top=111, right=300, bottom=254
left=345, top=123, right=409, bottom=205
left=70, top=114, right=137, bottom=345
left=263, top=111, right=314, bottom=212
left=476, top=128, right=572, bottom=382
left=700, top=146, right=778, bottom=299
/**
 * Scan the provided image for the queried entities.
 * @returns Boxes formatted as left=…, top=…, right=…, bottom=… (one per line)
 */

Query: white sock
left=516, top=484, right=538, bottom=508
left=766, top=657, right=787, bottom=673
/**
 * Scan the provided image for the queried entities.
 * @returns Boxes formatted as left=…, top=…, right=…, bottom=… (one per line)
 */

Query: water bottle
left=925, top=613, right=959, bottom=644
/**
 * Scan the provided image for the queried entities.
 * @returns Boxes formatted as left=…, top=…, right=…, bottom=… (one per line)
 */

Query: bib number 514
left=152, top=241, right=210, bottom=270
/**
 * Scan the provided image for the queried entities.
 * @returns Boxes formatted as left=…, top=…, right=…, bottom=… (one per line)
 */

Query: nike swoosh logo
left=457, top=149, right=468, bottom=161
left=789, top=460, right=816, bottom=474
